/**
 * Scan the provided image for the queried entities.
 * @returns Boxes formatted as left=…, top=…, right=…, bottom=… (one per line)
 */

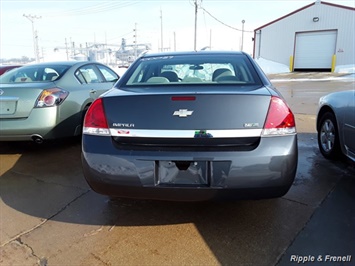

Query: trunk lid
left=103, top=89, right=271, bottom=131
left=0, top=82, right=54, bottom=118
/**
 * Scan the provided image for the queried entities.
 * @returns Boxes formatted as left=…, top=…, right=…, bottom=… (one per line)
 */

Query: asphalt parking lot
left=0, top=73, right=354, bottom=266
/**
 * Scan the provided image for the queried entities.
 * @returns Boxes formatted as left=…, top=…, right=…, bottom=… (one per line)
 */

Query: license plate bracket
left=0, top=98, right=17, bottom=115
left=156, top=161, right=209, bottom=187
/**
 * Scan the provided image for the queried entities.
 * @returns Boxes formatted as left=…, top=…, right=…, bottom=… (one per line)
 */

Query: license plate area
left=156, top=161, right=209, bottom=187
left=0, top=97, right=18, bottom=115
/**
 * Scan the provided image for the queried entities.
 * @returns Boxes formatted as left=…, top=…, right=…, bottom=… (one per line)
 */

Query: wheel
left=73, top=105, right=90, bottom=142
left=317, top=112, right=341, bottom=160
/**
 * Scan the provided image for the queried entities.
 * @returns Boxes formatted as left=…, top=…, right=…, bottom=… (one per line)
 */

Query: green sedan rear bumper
left=0, top=106, right=77, bottom=141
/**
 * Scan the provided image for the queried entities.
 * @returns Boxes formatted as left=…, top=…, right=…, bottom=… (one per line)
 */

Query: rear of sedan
left=0, top=63, right=74, bottom=142
left=0, top=61, right=119, bottom=142
left=82, top=51, right=298, bottom=201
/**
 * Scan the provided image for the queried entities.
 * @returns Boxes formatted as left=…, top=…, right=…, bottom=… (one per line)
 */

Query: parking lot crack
left=1, top=220, right=48, bottom=248
left=275, top=178, right=343, bottom=266
left=1, top=190, right=90, bottom=248
left=282, top=197, right=309, bottom=206
left=44, top=189, right=91, bottom=221
left=13, top=237, right=48, bottom=265
left=9, top=170, right=86, bottom=190
left=90, top=252, right=110, bottom=266
left=10, top=169, right=36, bottom=178
left=33, top=178, right=87, bottom=191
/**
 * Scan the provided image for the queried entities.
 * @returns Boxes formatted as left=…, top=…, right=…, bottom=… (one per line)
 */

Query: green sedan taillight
left=35, top=88, right=69, bottom=108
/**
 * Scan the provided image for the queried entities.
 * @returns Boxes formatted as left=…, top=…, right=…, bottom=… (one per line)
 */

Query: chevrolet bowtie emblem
left=173, top=109, right=193, bottom=117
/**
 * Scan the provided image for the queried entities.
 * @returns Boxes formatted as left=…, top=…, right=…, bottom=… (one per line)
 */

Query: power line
left=42, top=1, right=140, bottom=18
left=200, top=6, right=253, bottom=33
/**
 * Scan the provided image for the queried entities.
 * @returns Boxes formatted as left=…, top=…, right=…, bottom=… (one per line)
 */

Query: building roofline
left=254, top=1, right=355, bottom=32
left=321, top=1, right=355, bottom=11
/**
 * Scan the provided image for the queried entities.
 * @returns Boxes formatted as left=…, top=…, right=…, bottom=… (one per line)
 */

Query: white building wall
left=254, top=2, right=355, bottom=70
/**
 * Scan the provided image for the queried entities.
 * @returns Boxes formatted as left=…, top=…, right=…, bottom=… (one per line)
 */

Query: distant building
left=253, top=1, right=355, bottom=72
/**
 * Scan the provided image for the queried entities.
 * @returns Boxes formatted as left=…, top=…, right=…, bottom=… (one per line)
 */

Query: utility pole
left=209, top=29, right=212, bottom=49
left=160, top=9, right=163, bottom=52
left=241, top=20, right=245, bottom=51
left=133, top=23, right=138, bottom=58
left=23, top=14, right=41, bottom=62
left=174, top=31, right=176, bottom=51
left=193, top=0, right=203, bottom=51
left=193, top=0, right=198, bottom=51
left=65, top=38, right=69, bottom=60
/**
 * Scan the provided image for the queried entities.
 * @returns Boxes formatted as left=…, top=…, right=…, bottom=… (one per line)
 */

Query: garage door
left=294, top=30, right=337, bottom=70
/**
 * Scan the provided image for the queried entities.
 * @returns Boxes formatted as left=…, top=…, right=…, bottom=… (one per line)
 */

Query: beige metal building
left=253, top=1, right=355, bottom=72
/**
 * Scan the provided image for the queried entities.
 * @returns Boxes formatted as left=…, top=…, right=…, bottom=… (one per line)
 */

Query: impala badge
left=173, top=109, right=193, bottom=117
left=0, top=89, right=4, bottom=96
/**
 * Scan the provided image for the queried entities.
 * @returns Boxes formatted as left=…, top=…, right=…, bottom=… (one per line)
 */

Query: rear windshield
left=0, top=65, right=71, bottom=83
left=123, top=54, right=262, bottom=86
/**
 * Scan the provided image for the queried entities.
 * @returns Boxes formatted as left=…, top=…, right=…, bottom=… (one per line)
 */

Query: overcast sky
left=1, top=0, right=354, bottom=59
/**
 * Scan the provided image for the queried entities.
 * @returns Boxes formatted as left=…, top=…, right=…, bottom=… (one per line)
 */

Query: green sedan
left=0, top=61, right=119, bottom=143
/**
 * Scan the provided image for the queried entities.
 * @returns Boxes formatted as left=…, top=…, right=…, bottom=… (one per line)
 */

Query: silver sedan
left=317, top=90, right=355, bottom=162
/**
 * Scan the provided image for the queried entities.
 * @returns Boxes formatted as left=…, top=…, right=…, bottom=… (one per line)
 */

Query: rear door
left=74, top=64, right=117, bottom=100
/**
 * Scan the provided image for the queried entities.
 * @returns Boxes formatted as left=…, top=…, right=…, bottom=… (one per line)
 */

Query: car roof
left=0, top=65, right=22, bottom=69
left=0, top=65, right=22, bottom=75
left=23, top=61, right=88, bottom=67
left=140, top=50, right=246, bottom=58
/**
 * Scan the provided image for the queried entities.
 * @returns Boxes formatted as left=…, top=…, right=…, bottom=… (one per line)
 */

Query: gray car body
left=82, top=51, right=298, bottom=201
left=317, top=90, right=355, bottom=161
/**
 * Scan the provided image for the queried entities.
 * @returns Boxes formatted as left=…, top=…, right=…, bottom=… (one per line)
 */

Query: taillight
left=262, top=96, right=296, bottom=136
left=83, top=98, right=110, bottom=136
left=35, top=88, right=68, bottom=108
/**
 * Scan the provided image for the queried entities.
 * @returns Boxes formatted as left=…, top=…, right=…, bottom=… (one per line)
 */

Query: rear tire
left=82, top=105, right=90, bottom=123
left=317, top=112, right=341, bottom=160
left=80, top=105, right=90, bottom=133
left=74, top=105, right=90, bottom=142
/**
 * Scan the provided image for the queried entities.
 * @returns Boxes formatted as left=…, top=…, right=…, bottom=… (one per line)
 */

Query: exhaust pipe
left=31, top=135, right=44, bottom=144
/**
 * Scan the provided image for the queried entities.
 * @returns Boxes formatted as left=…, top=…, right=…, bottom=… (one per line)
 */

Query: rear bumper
left=82, top=134, right=298, bottom=201
left=0, top=107, right=80, bottom=141
left=0, top=108, right=58, bottom=141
